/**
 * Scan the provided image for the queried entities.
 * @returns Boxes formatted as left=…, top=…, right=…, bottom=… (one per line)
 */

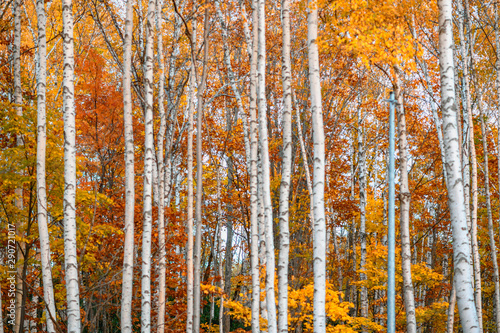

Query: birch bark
left=141, top=0, right=156, bottom=331
left=479, top=108, right=500, bottom=332
left=357, top=106, right=368, bottom=329
left=193, top=10, right=210, bottom=333
left=292, top=91, right=314, bottom=223
left=457, top=2, right=482, bottom=326
left=121, top=1, right=135, bottom=331
left=62, top=0, right=82, bottom=331
left=437, top=0, right=480, bottom=330
left=394, top=71, right=417, bottom=333
left=307, top=1, right=326, bottom=331
left=13, top=2, right=25, bottom=330
left=496, top=7, right=500, bottom=331
left=186, top=63, right=195, bottom=333
left=36, top=0, right=57, bottom=331
left=257, top=0, right=277, bottom=331
left=249, top=1, right=260, bottom=330
left=155, top=0, right=167, bottom=331
left=278, top=0, right=292, bottom=330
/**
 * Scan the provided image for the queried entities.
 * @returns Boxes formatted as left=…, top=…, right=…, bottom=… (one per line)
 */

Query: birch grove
left=5, top=0, right=500, bottom=332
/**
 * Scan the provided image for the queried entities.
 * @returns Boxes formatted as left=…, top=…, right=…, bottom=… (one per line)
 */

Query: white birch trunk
left=394, top=71, right=417, bottom=333
left=141, top=0, right=156, bottom=331
left=36, top=0, right=57, bottom=331
left=495, top=1, right=500, bottom=330
left=447, top=283, right=456, bottom=333
left=278, top=0, right=292, bottom=330
left=357, top=106, right=368, bottom=329
left=121, top=0, right=135, bottom=331
left=62, top=0, right=82, bottom=331
left=307, top=1, right=326, bottom=331
left=13, top=2, right=25, bottom=330
left=155, top=0, right=167, bottom=331
left=292, top=91, right=314, bottom=223
left=249, top=0, right=260, bottom=331
left=479, top=107, right=500, bottom=332
left=193, top=9, right=210, bottom=332
left=186, top=29, right=197, bottom=332
left=437, top=0, right=480, bottom=330
left=257, top=0, right=277, bottom=331
left=216, top=168, right=224, bottom=333
left=457, top=2, right=482, bottom=326
left=29, top=272, right=39, bottom=333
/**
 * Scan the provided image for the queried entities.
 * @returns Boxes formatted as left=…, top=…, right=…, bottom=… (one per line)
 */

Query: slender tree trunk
left=457, top=2, right=482, bottom=327
left=36, top=0, right=57, bottom=331
left=357, top=106, right=368, bottom=329
left=141, top=0, right=156, bottom=331
left=278, top=0, right=292, bottom=330
left=495, top=2, right=500, bottom=330
left=29, top=264, right=39, bottom=333
left=257, top=0, right=277, bottom=331
left=307, top=1, right=326, bottom=331
left=292, top=91, right=314, bottom=223
left=257, top=150, right=268, bottom=323
left=62, top=0, right=82, bottom=331
left=437, top=0, right=479, bottom=330
left=215, top=168, right=224, bottom=333
left=121, top=1, right=135, bottom=332
left=156, top=0, right=167, bottom=331
left=224, top=140, right=234, bottom=333
left=249, top=1, right=260, bottom=330
left=479, top=107, right=500, bottom=332
left=394, top=70, right=417, bottom=333
left=13, top=2, right=25, bottom=331
left=193, top=9, right=210, bottom=333
left=186, top=39, right=196, bottom=333
left=447, top=282, right=456, bottom=333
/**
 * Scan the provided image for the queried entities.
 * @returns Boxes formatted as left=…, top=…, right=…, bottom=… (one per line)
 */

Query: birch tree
left=394, top=70, right=417, bottom=333
left=357, top=106, right=368, bottom=330
left=62, top=0, right=82, bottom=331
left=13, top=2, right=24, bottom=330
left=121, top=0, right=135, bottom=331
left=437, top=0, right=479, bottom=330
left=249, top=0, right=260, bottom=330
left=141, top=0, right=156, bottom=331
left=278, top=0, right=292, bottom=330
left=186, top=19, right=197, bottom=332
left=36, top=0, right=57, bottom=331
left=457, top=1, right=482, bottom=326
left=257, top=0, right=277, bottom=331
left=155, top=0, right=167, bottom=331
left=479, top=106, right=500, bottom=332
left=307, top=0, right=326, bottom=331
left=193, top=9, right=210, bottom=333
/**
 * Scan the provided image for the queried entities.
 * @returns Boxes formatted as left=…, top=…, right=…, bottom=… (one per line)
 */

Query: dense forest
left=1, top=0, right=499, bottom=331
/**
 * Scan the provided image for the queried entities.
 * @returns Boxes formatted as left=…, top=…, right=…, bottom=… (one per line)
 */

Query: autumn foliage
left=1, top=0, right=500, bottom=332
